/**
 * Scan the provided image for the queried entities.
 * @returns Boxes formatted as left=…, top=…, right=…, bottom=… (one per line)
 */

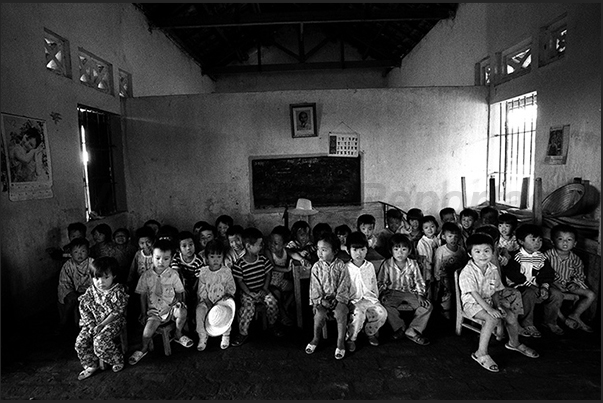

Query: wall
left=123, top=87, right=488, bottom=238
left=0, top=3, right=213, bottom=325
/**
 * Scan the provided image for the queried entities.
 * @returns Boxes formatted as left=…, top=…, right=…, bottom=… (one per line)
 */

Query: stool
left=98, top=325, right=128, bottom=370
left=254, top=302, right=269, bottom=331
left=558, top=292, right=580, bottom=322
left=148, top=321, right=176, bottom=356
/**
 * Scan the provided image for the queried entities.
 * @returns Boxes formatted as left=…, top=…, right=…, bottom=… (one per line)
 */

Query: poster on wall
left=1, top=112, right=53, bottom=201
left=544, top=124, right=570, bottom=165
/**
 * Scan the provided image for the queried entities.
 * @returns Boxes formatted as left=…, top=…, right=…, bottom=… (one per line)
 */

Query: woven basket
left=541, top=183, right=586, bottom=217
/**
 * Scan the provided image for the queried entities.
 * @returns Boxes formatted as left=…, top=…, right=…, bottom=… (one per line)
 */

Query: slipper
left=577, top=322, right=594, bottom=333
left=128, top=350, right=147, bottom=365
left=405, top=331, right=430, bottom=346
left=564, top=318, right=579, bottom=330
left=334, top=348, right=346, bottom=360
left=112, top=363, right=124, bottom=373
left=305, top=343, right=317, bottom=355
left=471, top=353, right=499, bottom=373
left=77, top=366, right=98, bottom=380
left=174, top=335, right=194, bottom=348
left=346, top=340, right=356, bottom=352
left=505, top=343, right=539, bottom=358
left=220, top=335, right=230, bottom=350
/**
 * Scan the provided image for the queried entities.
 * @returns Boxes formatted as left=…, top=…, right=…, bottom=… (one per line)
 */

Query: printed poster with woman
left=1, top=113, right=53, bottom=201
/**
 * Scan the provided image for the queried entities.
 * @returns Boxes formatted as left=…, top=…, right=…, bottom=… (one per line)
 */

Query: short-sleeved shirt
left=543, top=248, right=588, bottom=290
left=197, top=265, right=237, bottom=304
left=458, top=260, right=504, bottom=318
left=171, top=252, right=204, bottom=286
left=309, top=258, right=350, bottom=306
left=128, top=250, right=153, bottom=283
left=232, top=254, right=273, bottom=292
left=57, top=258, right=94, bottom=303
left=346, top=260, right=379, bottom=305
left=135, top=267, right=184, bottom=320
left=376, top=257, right=426, bottom=296
left=433, top=244, right=467, bottom=280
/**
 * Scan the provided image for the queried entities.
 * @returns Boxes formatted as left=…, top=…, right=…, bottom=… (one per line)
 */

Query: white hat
left=289, top=198, right=319, bottom=216
left=205, top=298, right=236, bottom=337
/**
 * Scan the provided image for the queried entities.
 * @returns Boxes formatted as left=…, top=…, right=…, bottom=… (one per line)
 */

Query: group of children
left=54, top=206, right=596, bottom=380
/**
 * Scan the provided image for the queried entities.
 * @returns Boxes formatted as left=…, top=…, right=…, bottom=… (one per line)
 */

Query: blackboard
left=250, top=155, right=362, bottom=210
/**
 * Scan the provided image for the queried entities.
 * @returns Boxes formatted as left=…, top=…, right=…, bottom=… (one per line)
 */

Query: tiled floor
left=1, top=307, right=600, bottom=400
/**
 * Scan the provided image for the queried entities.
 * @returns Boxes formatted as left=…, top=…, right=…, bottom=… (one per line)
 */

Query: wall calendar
left=328, top=133, right=359, bottom=157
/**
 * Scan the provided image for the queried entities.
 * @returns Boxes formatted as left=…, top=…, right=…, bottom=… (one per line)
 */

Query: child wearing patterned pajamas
left=75, top=256, right=128, bottom=380
left=231, top=227, right=282, bottom=347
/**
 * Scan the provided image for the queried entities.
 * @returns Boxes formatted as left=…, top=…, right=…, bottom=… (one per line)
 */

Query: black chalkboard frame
left=249, top=153, right=363, bottom=213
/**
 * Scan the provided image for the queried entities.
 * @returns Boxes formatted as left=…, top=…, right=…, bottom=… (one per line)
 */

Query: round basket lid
left=541, top=183, right=585, bottom=217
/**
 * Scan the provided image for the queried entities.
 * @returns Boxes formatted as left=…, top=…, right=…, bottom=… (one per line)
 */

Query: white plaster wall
left=123, top=87, right=488, bottom=238
left=0, top=3, right=213, bottom=318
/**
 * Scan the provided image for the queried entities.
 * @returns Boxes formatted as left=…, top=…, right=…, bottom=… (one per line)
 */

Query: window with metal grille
left=487, top=92, right=537, bottom=208
left=497, top=38, right=532, bottom=83
left=44, top=28, right=71, bottom=78
left=78, top=106, right=126, bottom=220
left=78, top=48, right=114, bottom=95
left=539, top=14, right=567, bottom=67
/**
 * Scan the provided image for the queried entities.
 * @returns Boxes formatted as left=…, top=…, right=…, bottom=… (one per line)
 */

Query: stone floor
left=1, top=306, right=600, bottom=400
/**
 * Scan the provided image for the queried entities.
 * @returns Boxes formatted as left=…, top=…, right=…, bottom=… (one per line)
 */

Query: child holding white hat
left=195, top=240, right=236, bottom=350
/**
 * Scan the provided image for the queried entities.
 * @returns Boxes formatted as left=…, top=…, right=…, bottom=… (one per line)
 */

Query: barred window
left=502, top=38, right=532, bottom=78
left=44, top=28, right=71, bottom=78
left=78, top=48, right=114, bottom=95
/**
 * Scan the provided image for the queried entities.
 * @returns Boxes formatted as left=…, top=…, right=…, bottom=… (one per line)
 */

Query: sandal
left=128, top=350, right=147, bottom=365
left=220, top=335, right=230, bottom=350
left=505, top=342, right=539, bottom=358
left=471, top=353, right=499, bottom=373
left=564, top=318, right=579, bottom=330
left=174, top=335, right=194, bottom=348
left=112, top=363, right=124, bottom=373
left=305, top=343, right=317, bottom=355
left=334, top=348, right=346, bottom=360
left=77, top=366, right=98, bottom=380
left=405, top=331, right=430, bottom=346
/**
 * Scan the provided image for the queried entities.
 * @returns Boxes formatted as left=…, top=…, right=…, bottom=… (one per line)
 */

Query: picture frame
left=544, top=124, right=570, bottom=165
left=290, top=103, right=317, bottom=138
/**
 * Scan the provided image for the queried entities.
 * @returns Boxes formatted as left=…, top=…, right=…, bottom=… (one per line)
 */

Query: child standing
left=225, top=225, right=246, bottom=269
left=231, top=227, right=283, bottom=347
left=196, top=223, right=216, bottom=262
left=375, top=208, right=408, bottom=259
left=502, top=224, right=565, bottom=337
left=171, top=231, right=204, bottom=328
left=377, top=233, right=432, bottom=346
left=75, top=256, right=129, bottom=380
left=334, top=224, right=352, bottom=255
left=196, top=240, right=237, bottom=350
left=305, top=232, right=350, bottom=360
left=498, top=213, right=520, bottom=254
left=438, top=207, right=458, bottom=245
left=433, top=222, right=468, bottom=319
left=544, top=224, right=595, bottom=332
left=112, top=227, right=137, bottom=284
left=345, top=232, right=387, bottom=352
left=286, top=220, right=316, bottom=267
left=128, top=239, right=193, bottom=365
left=459, top=233, right=539, bottom=373
left=265, top=225, right=295, bottom=326
left=357, top=214, right=383, bottom=261
left=215, top=215, right=234, bottom=249
left=90, top=223, right=119, bottom=260
left=415, top=215, right=440, bottom=299
left=127, top=226, right=156, bottom=293
left=57, top=238, right=94, bottom=335
left=48, top=222, right=87, bottom=262
left=459, top=208, right=479, bottom=249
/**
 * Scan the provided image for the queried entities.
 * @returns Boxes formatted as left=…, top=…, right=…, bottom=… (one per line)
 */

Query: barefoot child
left=459, top=233, right=539, bottom=373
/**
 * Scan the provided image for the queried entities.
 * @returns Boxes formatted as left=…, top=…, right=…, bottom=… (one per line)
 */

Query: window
left=44, top=28, right=71, bottom=78
left=78, top=48, right=114, bottom=95
left=539, top=14, right=567, bottom=67
left=475, top=56, right=491, bottom=85
left=487, top=92, right=537, bottom=208
left=78, top=106, right=126, bottom=220
left=118, top=69, right=133, bottom=98
left=498, top=38, right=532, bottom=81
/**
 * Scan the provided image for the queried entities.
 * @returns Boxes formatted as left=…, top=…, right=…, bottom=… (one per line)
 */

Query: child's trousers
left=238, top=292, right=278, bottom=335
left=347, top=299, right=387, bottom=341
left=518, top=285, right=564, bottom=327
left=196, top=301, right=232, bottom=338
left=380, top=290, right=433, bottom=334
left=75, top=322, right=124, bottom=369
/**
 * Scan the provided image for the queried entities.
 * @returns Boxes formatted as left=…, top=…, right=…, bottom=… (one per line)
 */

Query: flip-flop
left=505, top=343, right=539, bottom=358
left=174, top=335, right=194, bottom=348
left=305, top=343, right=317, bottom=354
left=334, top=348, right=345, bottom=360
left=471, top=353, right=499, bottom=373
left=128, top=350, right=147, bottom=365
left=112, top=363, right=124, bottom=373
left=564, top=318, right=579, bottom=330
left=77, top=366, right=98, bottom=380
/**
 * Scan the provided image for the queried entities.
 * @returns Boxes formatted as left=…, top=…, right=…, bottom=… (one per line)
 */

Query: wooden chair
left=148, top=321, right=176, bottom=356
left=291, top=260, right=312, bottom=329
left=454, top=269, right=486, bottom=336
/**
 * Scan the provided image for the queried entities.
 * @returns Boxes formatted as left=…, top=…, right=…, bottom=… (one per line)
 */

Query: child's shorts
left=270, top=271, right=291, bottom=291
left=147, top=302, right=186, bottom=324
left=493, top=288, right=523, bottom=316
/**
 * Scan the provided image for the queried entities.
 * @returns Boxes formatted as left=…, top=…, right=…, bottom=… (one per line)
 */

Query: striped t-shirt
left=232, top=254, right=273, bottom=292
left=543, top=248, right=588, bottom=290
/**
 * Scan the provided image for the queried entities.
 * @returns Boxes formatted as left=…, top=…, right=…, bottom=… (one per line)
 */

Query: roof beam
left=206, top=60, right=396, bottom=75
left=155, top=10, right=453, bottom=29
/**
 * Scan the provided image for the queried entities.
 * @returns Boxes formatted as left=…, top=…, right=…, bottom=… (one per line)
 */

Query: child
left=474, top=224, right=511, bottom=273
left=171, top=231, right=204, bottom=327
left=112, top=227, right=137, bottom=284
left=438, top=207, right=458, bottom=245
left=459, top=233, right=539, bottom=373
left=90, top=223, right=118, bottom=260
left=405, top=208, right=424, bottom=250
left=157, top=224, right=179, bottom=246
left=433, top=222, right=468, bottom=319
left=357, top=214, right=383, bottom=261
left=143, top=219, right=161, bottom=236
left=459, top=208, right=479, bottom=249
left=195, top=240, right=237, bottom=350
left=344, top=232, right=387, bottom=352
left=128, top=239, right=193, bottom=365
left=375, top=208, right=409, bottom=258
left=305, top=232, right=350, bottom=360
left=196, top=223, right=216, bottom=261
left=502, top=224, right=565, bottom=337
left=127, top=226, right=156, bottom=292
left=415, top=215, right=440, bottom=298
left=477, top=206, right=499, bottom=227
left=286, top=220, right=315, bottom=267
left=231, top=227, right=283, bottom=346
left=48, top=222, right=87, bottom=261
left=264, top=225, right=294, bottom=326
left=225, top=225, right=246, bottom=268
left=215, top=215, right=234, bottom=249
left=377, top=233, right=432, bottom=346
left=498, top=213, right=520, bottom=254
left=75, top=256, right=129, bottom=380
left=57, top=238, right=94, bottom=335
left=334, top=224, right=352, bottom=254
left=544, top=224, right=595, bottom=333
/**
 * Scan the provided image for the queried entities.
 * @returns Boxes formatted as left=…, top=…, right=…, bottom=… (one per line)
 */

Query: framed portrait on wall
left=290, top=103, right=317, bottom=138
left=544, top=124, right=570, bottom=165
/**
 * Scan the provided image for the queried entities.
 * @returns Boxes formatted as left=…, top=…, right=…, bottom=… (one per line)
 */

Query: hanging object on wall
left=1, top=112, right=54, bottom=201
left=328, top=122, right=359, bottom=157
left=544, top=124, right=570, bottom=165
